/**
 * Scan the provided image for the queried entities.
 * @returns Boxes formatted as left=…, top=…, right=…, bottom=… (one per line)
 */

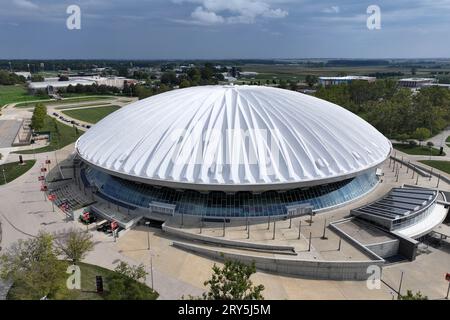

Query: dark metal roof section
left=351, top=187, right=438, bottom=231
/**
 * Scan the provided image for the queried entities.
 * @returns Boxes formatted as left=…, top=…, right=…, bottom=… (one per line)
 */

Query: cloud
left=173, top=0, right=289, bottom=25
left=191, top=6, right=225, bottom=24
left=13, top=0, right=38, bottom=10
left=322, top=6, right=340, bottom=14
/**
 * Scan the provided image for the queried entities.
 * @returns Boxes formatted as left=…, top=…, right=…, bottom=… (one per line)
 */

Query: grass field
left=0, top=85, right=47, bottom=108
left=7, top=262, right=159, bottom=300
left=55, top=102, right=112, bottom=110
left=0, top=160, right=36, bottom=185
left=242, top=64, right=450, bottom=79
left=62, top=105, right=120, bottom=123
left=419, top=160, right=450, bottom=174
left=14, top=115, right=83, bottom=154
left=14, top=96, right=115, bottom=108
left=393, top=143, right=444, bottom=156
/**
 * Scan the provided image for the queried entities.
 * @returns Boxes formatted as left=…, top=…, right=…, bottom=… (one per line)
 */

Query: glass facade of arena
left=82, top=166, right=379, bottom=218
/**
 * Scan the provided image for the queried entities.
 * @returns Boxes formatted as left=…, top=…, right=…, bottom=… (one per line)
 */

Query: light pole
left=397, top=271, right=404, bottom=299
left=144, top=220, right=154, bottom=290
left=145, top=221, right=150, bottom=250
left=2, top=168, right=6, bottom=184
left=150, top=254, right=154, bottom=290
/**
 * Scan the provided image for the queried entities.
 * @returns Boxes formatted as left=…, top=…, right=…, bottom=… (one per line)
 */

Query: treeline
left=326, top=59, right=391, bottom=67
left=315, top=80, right=450, bottom=139
left=132, top=64, right=226, bottom=100
left=0, top=70, right=27, bottom=85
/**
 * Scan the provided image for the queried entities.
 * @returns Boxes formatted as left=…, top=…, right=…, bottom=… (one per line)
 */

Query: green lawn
left=14, top=96, right=115, bottom=108
left=14, top=115, right=83, bottom=154
left=446, top=136, right=450, bottom=143
left=419, top=160, right=450, bottom=175
left=62, top=105, right=120, bottom=124
left=55, top=102, right=112, bottom=110
left=7, top=262, right=158, bottom=300
left=0, top=85, right=47, bottom=108
left=393, top=143, right=444, bottom=156
left=0, top=160, right=36, bottom=185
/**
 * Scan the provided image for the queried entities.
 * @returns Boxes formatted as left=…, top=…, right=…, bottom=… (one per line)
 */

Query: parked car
left=96, top=222, right=108, bottom=232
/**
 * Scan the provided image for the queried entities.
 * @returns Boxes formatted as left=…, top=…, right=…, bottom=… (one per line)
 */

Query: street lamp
left=145, top=221, right=151, bottom=250
left=144, top=220, right=154, bottom=290
left=2, top=168, right=7, bottom=184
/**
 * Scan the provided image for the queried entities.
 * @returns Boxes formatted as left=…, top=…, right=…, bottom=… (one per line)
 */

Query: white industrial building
left=318, top=76, right=376, bottom=86
left=28, top=76, right=136, bottom=94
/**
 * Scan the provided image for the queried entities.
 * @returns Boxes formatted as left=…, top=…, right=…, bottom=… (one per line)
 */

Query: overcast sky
left=0, top=0, right=449, bottom=59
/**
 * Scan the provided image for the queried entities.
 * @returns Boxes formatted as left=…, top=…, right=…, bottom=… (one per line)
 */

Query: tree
left=30, top=103, right=47, bottom=131
left=398, top=290, right=428, bottom=300
left=179, top=79, right=191, bottom=89
left=202, top=260, right=264, bottom=300
left=396, top=133, right=409, bottom=145
left=413, top=127, right=431, bottom=145
left=305, top=75, right=318, bottom=88
left=105, top=261, right=157, bottom=300
left=0, top=232, right=66, bottom=300
left=54, top=228, right=94, bottom=265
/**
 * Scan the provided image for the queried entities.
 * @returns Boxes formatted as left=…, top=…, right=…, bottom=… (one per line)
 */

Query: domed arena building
left=75, top=85, right=392, bottom=220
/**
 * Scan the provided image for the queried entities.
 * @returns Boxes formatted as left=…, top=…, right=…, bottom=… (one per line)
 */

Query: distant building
left=398, top=78, right=437, bottom=88
left=240, top=71, right=259, bottom=77
left=422, top=83, right=450, bottom=90
left=318, top=76, right=376, bottom=86
left=28, top=76, right=136, bottom=94
left=14, top=71, right=31, bottom=80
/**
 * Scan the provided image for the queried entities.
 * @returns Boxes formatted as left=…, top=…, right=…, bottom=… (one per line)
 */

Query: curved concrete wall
left=172, top=241, right=384, bottom=281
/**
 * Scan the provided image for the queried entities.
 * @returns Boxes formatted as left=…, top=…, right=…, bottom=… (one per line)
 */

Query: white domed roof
left=76, top=85, right=391, bottom=191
